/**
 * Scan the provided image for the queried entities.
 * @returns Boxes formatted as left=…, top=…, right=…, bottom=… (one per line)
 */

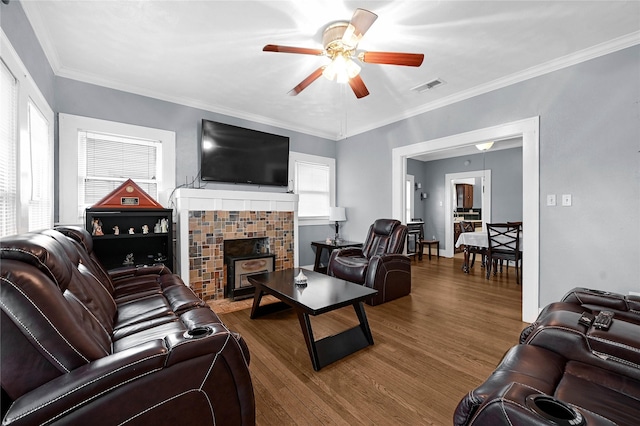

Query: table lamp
left=329, top=207, right=346, bottom=243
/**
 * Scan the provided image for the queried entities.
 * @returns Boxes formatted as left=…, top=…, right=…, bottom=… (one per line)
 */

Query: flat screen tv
left=200, top=119, right=290, bottom=187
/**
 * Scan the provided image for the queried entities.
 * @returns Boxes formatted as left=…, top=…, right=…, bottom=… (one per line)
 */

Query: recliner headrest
left=55, top=225, right=93, bottom=253
left=0, top=231, right=77, bottom=292
left=372, top=219, right=400, bottom=236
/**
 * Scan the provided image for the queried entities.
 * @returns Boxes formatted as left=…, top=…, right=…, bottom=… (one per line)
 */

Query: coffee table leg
left=250, top=286, right=265, bottom=319
left=353, top=302, right=374, bottom=345
left=297, top=311, right=321, bottom=371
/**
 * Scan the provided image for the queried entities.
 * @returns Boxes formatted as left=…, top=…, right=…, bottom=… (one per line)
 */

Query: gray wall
left=3, top=1, right=335, bottom=267
left=337, top=45, right=640, bottom=306
left=1, top=1, right=55, bottom=105
left=414, top=147, right=523, bottom=244
left=6, top=1, right=639, bottom=307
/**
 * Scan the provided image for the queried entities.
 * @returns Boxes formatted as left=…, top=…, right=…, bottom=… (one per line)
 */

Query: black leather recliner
left=454, top=287, right=640, bottom=426
left=1, top=226, right=255, bottom=425
left=327, top=219, right=411, bottom=306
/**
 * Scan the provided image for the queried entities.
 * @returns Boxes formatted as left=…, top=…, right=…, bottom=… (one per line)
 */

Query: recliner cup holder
left=184, top=326, right=213, bottom=339
left=525, top=394, right=585, bottom=426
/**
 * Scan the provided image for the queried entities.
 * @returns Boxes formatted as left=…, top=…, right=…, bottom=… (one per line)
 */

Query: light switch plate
left=546, top=194, right=556, bottom=206
left=562, top=194, right=572, bottom=206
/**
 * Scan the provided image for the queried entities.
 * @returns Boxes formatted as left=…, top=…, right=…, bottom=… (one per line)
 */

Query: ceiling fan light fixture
left=341, top=24, right=360, bottom=49
left=322, top=55, right=360, bottom=83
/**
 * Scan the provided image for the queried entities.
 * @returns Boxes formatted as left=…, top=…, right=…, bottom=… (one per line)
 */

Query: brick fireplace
left=174, top=189, right=298, bottom=301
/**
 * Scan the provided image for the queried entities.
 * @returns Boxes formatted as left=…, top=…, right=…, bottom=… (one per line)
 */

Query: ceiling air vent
left=411, top=78, right=445, bottom=93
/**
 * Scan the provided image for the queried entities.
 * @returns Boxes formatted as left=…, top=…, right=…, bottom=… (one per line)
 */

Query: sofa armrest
left=5, top=327, right=255, bottom=426
left=523, top=308, right=640, bottom=381
left=4, top=341, right=167, bottom=426
left=364, top=254, right=411, bottom=305
left=455, top=380, right=616, bottom=426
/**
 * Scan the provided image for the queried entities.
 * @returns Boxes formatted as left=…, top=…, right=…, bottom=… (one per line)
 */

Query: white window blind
left=78, top=131, right=159, bottom=215
left=27, top=101, right=53, bottom=231
left=296, top=161, right=330, bottom=218
left=0, top=59, right=18, bottom=236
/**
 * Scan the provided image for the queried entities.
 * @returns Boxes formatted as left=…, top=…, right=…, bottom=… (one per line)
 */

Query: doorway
left=391, top=117, right=539, bottom=323
left=444, top=170, right=492, bottom=258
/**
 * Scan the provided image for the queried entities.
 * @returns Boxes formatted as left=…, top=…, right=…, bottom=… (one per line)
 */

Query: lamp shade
left=329, top=207, right=346, bottom=222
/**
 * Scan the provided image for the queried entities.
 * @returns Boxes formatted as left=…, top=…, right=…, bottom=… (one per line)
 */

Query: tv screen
left=200, top=119, right=290, bottom=186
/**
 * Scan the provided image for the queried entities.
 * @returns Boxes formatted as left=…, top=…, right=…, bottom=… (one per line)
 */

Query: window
left=289, top=152, right=335, bottom=225
left=79, top=131, right=160, bottom=208
left=1, top=34, right=54, bottom=237
left=27, top=102, right=53, bottom=231
left=0, top=59, right=18, bottom=236
left=59, top=114, right=176, bottom=225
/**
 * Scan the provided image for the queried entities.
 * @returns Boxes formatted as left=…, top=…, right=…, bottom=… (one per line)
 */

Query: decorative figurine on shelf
left=123, top=253, right=134, bottom=266
left=142, top=224, right=149, bottom=234
left=113, top=225, right=119, bottom=235
left=92, top=218, right=104, bottom=236
left=154, top=220, right=162, bottom=234
left=160, top=218, right=168, bottom=233
left=128, top=227, right=135, bottom=234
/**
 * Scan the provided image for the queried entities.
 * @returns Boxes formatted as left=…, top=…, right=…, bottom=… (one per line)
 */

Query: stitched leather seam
left=589, top=335, right=640, bottom=355
left=0, top=247, right=61, bottom=288
left=14, top=352, right=165, bottom=422
left=200, top=332, right=231, bottom=390
left=117, top=389, right=213, bottom=426
left=65, top=292, right=111, bottom=356
left=592, top=350, right=640, bottom=370
left=1, top=276, right=85, bottom=371
left=78, top=260, right=117, bottom=311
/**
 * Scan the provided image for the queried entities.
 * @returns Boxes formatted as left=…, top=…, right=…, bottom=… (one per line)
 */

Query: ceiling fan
left=263, top=8, right=424, bottom=99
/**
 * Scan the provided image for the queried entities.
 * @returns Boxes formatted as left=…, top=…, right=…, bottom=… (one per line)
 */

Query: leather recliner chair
left=327, top=219, right=411, bottom=306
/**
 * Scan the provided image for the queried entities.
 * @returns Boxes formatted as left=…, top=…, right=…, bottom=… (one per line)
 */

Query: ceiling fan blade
left=360, top=51, right=424, bottom=67
left=348, top=74, right=369, bottom=99
left=288, top=67, right=325, bottom=96
left=263, top=44, right=324, bottom=56
left=342, top=8, right=378, bottom=48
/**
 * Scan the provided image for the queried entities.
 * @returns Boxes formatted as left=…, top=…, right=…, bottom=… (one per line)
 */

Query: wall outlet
left=562, top=194, right=572, bottom=206
left=546, top=194, right=556, bottom=206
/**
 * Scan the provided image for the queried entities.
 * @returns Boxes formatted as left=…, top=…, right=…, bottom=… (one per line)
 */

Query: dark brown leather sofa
left=455, top=287, right=640, bottom=426
left=327, top=219, right=411, bottom=306
left=1, top=226, right=255, bottom=425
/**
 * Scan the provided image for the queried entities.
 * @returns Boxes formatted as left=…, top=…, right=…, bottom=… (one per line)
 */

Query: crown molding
left=347, top=31, right=640, bottom=138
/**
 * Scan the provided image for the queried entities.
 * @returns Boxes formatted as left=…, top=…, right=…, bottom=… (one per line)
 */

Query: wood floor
left=216, top=255, right=526, bottom=425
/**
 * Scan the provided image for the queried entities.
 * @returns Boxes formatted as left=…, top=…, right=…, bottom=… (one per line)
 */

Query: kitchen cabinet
left=456, top=184, right=473, bottom=209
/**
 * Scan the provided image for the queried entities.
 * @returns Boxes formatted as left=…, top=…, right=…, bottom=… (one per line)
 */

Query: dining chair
left=459, top=221, right=485, bottom=269
left=485, top=223, right=522, bottom=284
left=499, top=221, right=523, bottom=273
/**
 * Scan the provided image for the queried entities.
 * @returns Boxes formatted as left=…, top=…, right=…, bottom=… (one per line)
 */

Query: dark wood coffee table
left=249, top=268, right=377, bottom=371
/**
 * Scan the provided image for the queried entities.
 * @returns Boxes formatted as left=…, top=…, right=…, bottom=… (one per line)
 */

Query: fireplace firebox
left=226, top=254, right=275, bottom=300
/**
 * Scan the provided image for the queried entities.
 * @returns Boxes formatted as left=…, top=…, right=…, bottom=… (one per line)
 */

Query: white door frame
left=391, top=117, right=539, bottom=323
left=444, top=170, right=492, bottom=258
left=406, top=174, right=415, bottom=223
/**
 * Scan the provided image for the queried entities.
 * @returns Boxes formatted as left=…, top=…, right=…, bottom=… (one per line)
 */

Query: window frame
left=1, top=32, right=54, bottom=236
left=289, top=151, right=336, bottom=226
left=58, top=114, right=176, bottom=225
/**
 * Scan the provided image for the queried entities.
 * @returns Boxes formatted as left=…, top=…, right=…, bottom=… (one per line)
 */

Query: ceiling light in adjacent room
left=475, top=142, right=494, bottom=151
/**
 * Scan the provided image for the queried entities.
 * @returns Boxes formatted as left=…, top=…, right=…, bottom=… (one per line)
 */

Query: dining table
left=455, top=231, right=523, bottom=273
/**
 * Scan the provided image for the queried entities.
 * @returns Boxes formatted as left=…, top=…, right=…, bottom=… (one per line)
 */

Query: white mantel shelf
left=174, top=188, right=299, bottom=287
left=174, top=188, right=298, bottom=212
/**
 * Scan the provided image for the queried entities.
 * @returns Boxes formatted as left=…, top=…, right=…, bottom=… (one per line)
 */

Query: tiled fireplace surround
left=174, top=189, right=299, bottom=301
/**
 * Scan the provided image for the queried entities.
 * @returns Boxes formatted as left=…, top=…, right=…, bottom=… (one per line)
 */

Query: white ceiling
left=20, top=1, right=640, bottom=140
